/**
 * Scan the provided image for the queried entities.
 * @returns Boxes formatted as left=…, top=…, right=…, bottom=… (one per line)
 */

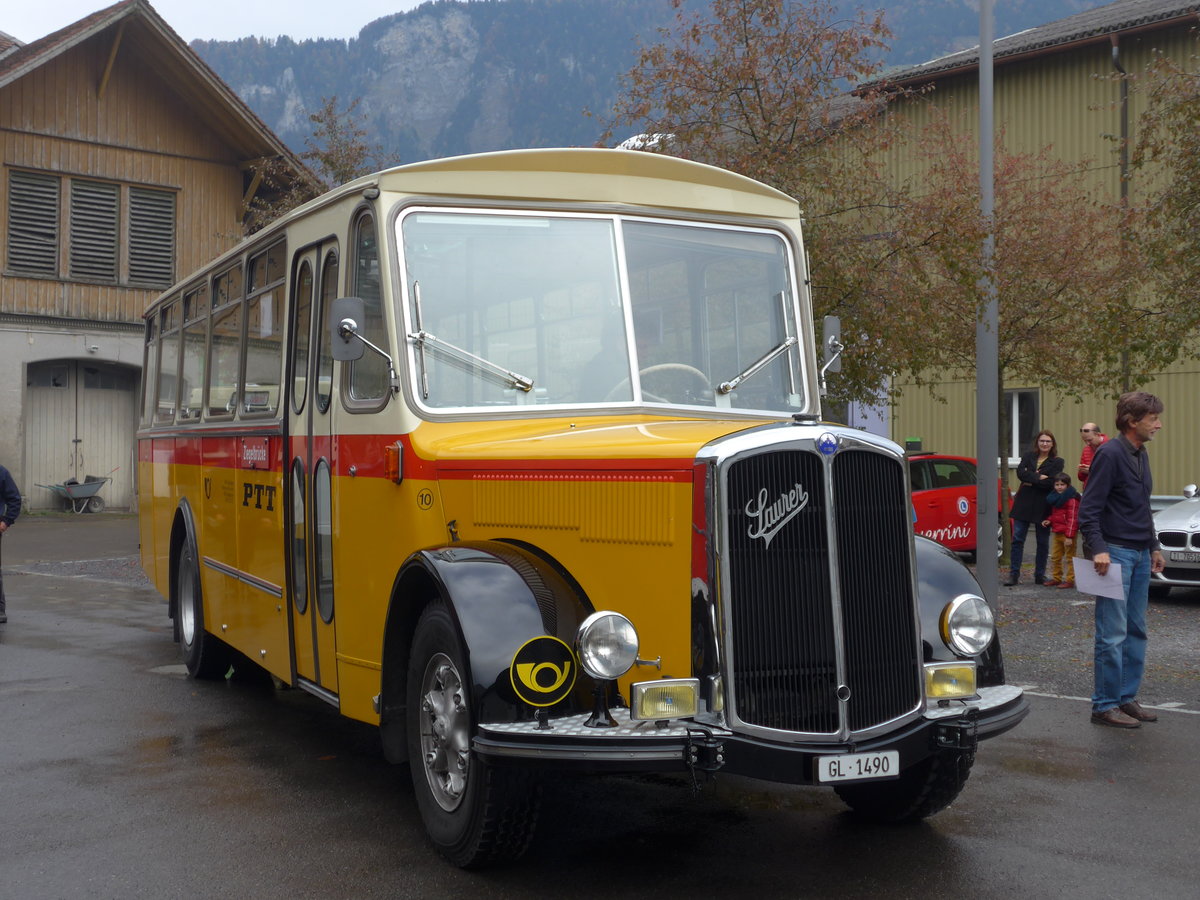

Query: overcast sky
left=3, top=1, right=430, bottom=44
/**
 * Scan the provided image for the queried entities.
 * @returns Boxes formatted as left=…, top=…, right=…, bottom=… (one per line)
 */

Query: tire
left=176, top=540, right=233, bottom=680
left=834, top=750, right=974, bottom=823
left=406, top=602, right=540, bottom=867
left=86, top=495, right=105, bottom=513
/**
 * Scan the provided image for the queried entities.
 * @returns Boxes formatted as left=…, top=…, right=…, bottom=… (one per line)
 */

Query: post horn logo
left=510, top=635, right=577, bottom=707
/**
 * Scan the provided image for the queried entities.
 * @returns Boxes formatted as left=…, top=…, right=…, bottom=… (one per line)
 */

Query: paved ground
left=2, top=514, right=1198, bottom=898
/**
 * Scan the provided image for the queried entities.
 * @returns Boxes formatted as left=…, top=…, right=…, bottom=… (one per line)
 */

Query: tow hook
left=934, top=706, right=980, bottom=753
left=682, top=726, right=726, bottom=796
left=684, top=727, right=725, bottom=771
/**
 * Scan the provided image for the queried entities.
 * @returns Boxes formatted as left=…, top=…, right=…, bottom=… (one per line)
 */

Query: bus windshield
left=399, top=209, right=806, bottom=414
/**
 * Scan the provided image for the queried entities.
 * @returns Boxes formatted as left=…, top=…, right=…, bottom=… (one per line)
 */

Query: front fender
left=399, top=541, right=597, bottom=722
left=914, top=536, right=1007, bottom=686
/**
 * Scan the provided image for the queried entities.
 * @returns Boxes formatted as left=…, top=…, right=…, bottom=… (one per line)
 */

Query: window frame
left=1004, top=388, right=1041, bottom=464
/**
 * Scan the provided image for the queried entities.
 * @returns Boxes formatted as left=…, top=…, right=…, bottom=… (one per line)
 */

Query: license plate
left=816, top=750, right=899, bottom=783
left=1169, top=550, right=1200, bottom=563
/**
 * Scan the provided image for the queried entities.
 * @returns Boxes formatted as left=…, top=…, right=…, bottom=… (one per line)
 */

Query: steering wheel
left=604, top=363, right=711, bottom=403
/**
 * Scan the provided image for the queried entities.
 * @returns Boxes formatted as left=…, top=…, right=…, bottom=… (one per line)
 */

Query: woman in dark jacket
left=1005, top=430, right=1064, bottom=586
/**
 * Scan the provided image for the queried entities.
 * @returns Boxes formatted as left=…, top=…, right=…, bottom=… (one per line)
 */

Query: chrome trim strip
left=201, top=556, right=283, bottom=598
left=296, top=677, right=340, bottom=708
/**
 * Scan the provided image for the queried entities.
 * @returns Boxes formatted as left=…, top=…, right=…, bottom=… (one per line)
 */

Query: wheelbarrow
left=36, top=475, right=112, bottom=514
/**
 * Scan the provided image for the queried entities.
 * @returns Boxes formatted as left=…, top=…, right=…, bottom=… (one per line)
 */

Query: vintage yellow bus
left=138, top=148, right=1026, bottom=866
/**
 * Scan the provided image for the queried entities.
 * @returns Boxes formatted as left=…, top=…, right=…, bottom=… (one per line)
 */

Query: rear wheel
left=834, top=750, right=974, bottom=822
left=176, top=540, right=233, bottom=679
left=406, top=602, right=540, bottom=867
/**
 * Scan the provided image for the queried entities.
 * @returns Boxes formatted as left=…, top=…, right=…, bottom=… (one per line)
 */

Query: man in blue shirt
left=0, top=463, right=21, bottom=624
left=1078, top=392, right=1165, bottom=728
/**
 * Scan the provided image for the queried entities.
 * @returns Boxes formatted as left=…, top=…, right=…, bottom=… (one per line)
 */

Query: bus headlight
left=576, top=611, right=638, bottom=680
left=940, top=593, right=995, bottom=656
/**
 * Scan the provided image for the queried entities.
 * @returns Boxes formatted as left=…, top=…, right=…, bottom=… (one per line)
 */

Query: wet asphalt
left=1, top=514, right=1197, bottom=898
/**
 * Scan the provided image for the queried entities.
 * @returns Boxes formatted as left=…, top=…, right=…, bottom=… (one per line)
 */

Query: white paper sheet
left=1072, top=557, right=1124, bottom=599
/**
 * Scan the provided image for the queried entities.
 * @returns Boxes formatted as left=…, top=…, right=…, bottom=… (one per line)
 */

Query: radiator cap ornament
left=817, top=433, right=839, bottom=456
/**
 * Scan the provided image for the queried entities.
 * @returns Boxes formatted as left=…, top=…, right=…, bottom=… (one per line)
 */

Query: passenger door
left=286, top=243, right=340, bottom=697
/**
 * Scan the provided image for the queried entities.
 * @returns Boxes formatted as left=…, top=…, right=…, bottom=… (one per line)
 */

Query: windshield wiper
left=407, top=330, right=534, bottom=393
left=408, top=281, right=534, bottom=396
left=717, top=336, right=797, bottom=395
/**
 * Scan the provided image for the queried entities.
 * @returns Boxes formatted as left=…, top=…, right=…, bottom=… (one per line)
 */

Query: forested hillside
left=192, top=0, right=1109, bottom=162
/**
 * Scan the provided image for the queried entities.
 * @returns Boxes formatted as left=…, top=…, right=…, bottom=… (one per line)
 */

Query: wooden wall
left=1, top=28, right=248, bottom=323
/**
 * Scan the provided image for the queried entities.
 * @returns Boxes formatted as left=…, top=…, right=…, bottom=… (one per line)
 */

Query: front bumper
left=474, top=685, right=1028, bottom=783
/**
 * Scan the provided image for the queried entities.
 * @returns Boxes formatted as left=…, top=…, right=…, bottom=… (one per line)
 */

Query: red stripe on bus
left=140, top=432, right=695, bottom=483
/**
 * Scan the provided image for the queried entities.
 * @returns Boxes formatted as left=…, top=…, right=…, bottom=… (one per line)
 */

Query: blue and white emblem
left=817, top=433, right=839, bottom=456
left=957, top=496, right=970, bottom=516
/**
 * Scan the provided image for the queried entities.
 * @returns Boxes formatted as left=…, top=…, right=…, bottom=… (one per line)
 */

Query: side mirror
left=822, top=315, right=843, bottom=375
left=819, top=315, right=844, bottom=396
left=330, top=296, right=366, bottom=362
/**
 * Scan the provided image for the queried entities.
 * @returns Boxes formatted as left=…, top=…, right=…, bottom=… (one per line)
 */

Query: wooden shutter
left=7, top=170, right=60, bottom=276
left=69, top=180, right=119, bottom=281
left=129, top=187, right=176, bottom=287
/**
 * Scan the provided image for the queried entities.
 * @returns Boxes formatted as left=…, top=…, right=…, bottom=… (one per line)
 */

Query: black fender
left=914, top=536, right=1007, bottom=686
left=378, top=540, right=596, bottom=762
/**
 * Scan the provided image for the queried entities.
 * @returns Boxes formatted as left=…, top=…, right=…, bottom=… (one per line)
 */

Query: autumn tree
left=601, top=0, right=908, bottom=405
left=244, top=96, right=398, bottom=232
left=884, top=110, right=1135, bottom=396
left=1127, top=46, right=1200, bottom=370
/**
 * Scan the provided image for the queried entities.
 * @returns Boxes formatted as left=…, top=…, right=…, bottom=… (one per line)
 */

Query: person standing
left=1077, top=422, right=1108, bottom=488
left=1041, top=473, right=1081, bottom=588
left=0, top=463, right=21, bottom=624
left=1004, top=430, right=1063, bottom=586
left=1078, top=391, right=1165, bottom=729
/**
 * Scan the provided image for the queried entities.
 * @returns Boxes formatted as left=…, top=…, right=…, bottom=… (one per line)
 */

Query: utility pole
left=976, top=0, right=1000, bottom=605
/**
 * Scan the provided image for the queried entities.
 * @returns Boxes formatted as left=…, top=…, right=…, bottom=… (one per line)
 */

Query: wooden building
left=874, top=0, right=1200, bottom=497
left=0, top=0, right=311, bottom=509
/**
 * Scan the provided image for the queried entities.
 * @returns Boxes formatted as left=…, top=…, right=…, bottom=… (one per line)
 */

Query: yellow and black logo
left=510, top=635, right=577, bottom=707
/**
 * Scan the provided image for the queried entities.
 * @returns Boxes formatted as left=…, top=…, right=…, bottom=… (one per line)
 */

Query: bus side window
left=316, top=249, right=339, bottom=412
left=207, top=263, right=244, bottom=418
left=349, top=212, right=388, bottom=403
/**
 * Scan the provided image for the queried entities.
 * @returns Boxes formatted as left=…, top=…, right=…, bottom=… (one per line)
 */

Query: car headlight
left=576, top=611, right=639, bottom=680
left=940, top=593, right=995, bottom=656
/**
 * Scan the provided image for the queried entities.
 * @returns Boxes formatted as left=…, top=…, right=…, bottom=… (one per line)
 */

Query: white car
left=1151, top=484, right=1200, bottom=597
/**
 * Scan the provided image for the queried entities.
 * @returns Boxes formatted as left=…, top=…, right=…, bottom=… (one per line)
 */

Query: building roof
left=0, top=0, right=313, bottom=183
left=877, top=0, right=1200, bottom=88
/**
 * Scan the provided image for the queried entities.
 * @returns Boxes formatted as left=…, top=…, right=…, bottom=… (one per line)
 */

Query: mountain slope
left=192, top=0, right=1112, bottom=163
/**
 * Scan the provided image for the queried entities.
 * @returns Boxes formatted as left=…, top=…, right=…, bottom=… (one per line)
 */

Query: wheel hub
left=418, top=653, right=470, bottom=811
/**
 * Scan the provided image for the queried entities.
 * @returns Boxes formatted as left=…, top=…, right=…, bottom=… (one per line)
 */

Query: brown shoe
left=1056, top=581, right=1075, bottom=589
left=1119, top=701, right=1158, bottom=722
left=1091, top=708, right=1141, bottom=728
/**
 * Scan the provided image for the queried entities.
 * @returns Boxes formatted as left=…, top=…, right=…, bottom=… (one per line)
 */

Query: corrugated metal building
left=875, top=0, right=1200, bottom=496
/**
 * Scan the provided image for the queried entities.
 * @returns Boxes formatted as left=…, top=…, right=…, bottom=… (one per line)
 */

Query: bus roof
left=350, top=148, right=802, bottom=221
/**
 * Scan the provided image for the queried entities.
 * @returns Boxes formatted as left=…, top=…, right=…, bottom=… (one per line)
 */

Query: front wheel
left=834, top=750, right=974, bottom=823
left=406, top=602, right=540, bottom=867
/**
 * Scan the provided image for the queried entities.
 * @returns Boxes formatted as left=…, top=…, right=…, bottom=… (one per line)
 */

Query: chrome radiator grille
left=724, top=446, right=921, bottom=735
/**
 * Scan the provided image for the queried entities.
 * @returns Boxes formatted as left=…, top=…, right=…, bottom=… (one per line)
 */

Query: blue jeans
left=1092, top=544, right=1151, bottom=713
left=1009, top=518, right=1050, bottom=580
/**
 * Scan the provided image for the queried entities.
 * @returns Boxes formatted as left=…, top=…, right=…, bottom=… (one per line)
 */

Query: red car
left=909, top=452, right=1006, bottom=559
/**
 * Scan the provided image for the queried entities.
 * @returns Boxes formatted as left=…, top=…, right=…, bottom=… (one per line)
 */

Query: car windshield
left=399, top=209, right=806, bottom=414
